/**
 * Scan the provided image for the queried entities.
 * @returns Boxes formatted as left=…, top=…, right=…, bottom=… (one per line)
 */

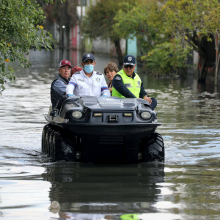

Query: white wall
left=92, top=37, right=111, bottom=54
left=92, top=38, right=126, bottom=56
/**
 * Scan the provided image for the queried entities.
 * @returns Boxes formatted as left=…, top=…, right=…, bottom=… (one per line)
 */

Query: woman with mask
left=66, top=53, right=110, bottom=98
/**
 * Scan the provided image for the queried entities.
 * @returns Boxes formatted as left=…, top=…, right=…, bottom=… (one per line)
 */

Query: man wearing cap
left=66, top=53, right=110, bottom=97
left=50, top=59, right=72, bottom=108
left=112, top=55, right=157, bottom=110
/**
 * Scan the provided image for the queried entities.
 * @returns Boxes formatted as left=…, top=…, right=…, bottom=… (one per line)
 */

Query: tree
left=113, top=0, right=220, bottom=79
left=38, top=0, right=78, bottom=49
left=113, top=0, right=165, bottom=55
left=113, top=0, right=191, bottom=75
left=82, top=0, right=138, bottom=64
left=160, top=0, right=220, bottom=81
left=0, top=0, right=57, bottom=93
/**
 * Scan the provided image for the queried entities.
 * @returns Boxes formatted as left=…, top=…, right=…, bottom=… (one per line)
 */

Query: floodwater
left=1, top=49, right=220, bottom=220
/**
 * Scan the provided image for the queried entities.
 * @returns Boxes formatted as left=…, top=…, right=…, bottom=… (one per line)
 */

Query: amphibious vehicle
left=42, top=96, right=164, bottom=163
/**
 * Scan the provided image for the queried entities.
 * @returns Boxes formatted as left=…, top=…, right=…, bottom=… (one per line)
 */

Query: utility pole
left=80, top=0, right=84, bottom=52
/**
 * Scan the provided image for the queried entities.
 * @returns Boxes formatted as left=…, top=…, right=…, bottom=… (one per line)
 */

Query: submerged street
left=1, top=49, right=220, bottom=220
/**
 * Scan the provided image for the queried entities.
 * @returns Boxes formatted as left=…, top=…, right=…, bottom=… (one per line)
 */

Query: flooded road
left=1, top=49, right=220, bottom=220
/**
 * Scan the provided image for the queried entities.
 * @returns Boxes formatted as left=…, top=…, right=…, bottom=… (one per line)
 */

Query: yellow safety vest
left=120, top=214, right=140, bottom=220
left=112, top=69, right=141, bottom=98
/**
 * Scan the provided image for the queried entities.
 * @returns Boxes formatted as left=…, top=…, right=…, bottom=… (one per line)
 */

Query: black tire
left=142, top=133, right=165, bottom=162
left=48, top=130, right=56, bottom=159
left=42, top=124, right=50, bottom=153
left=45, top=126, right=53, bottom=155
left=53, top=131, right=76, bottom=162
left=41, top=126, right=46, bottom=153
left=51, top=131, right=59, bottom=162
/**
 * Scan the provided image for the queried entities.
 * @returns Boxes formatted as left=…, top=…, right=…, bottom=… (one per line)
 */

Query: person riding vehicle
left=50, top=60, right=72, bottom=108
left=66, top=53, right=110, bottom=98
left=112, top=55, right=157, bottom=110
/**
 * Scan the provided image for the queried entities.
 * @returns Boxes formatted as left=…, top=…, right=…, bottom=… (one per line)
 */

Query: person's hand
left=143, top=95, right=152, bottom=104
left=67, top=94, right=75, bottom=98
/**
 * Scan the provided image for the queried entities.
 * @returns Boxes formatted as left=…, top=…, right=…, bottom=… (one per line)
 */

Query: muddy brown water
left=1, top=49, right=220, bottom=220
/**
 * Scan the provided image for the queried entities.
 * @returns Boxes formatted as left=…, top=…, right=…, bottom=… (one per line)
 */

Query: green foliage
left=143, top=49, right=171, bottom=75
left=82, top=0, right=137, bottom=42
left=113, top=0, right=220, bottom=75
left=0, top=0, right=57, bottom=93
left=161, top=0, right=220, bottom=55
left=113, top=0, right=166, bottom=53
left=142, top=40, right=191, bottom=75
left=42, top=0, right=77, bottom=28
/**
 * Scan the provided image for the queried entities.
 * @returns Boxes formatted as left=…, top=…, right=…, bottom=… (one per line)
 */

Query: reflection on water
left=0, top=49, right=220, bottom=219
left=43, top=162, right=166, bottom=219
left=165, top=160, right=220, bottom=220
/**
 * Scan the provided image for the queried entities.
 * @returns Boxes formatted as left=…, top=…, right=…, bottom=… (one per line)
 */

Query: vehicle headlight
left=72, top=111, right=82, bottom=119
left=141, top=111, right=151, bottom=120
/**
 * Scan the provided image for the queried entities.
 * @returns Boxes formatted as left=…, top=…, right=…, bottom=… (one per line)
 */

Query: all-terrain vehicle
left=42, top=96, right=164, bottom=163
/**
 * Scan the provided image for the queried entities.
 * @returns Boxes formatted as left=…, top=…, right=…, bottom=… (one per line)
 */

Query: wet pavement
left=0, top=49, right=220, bottom=220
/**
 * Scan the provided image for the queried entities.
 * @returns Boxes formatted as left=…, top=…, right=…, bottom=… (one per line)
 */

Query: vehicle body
left=42, top=96, right=164, bottom=163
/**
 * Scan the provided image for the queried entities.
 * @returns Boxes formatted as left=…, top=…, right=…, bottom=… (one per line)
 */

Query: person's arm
left=139, top=81, right=147, bottom=98
left=66, top=76, right=77, bottom=96
left=101, top=76, right=111, bottom=97
left=139, top=81, right=152, bottom=104
left=112, top=75, right=136, bottom=98
left=51, top=80, right=66, bottom=107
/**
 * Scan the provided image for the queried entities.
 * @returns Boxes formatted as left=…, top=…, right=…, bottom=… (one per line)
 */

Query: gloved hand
left=101, top=95, right=108, bottom=97
left=67, top=94, right=75, bottom=98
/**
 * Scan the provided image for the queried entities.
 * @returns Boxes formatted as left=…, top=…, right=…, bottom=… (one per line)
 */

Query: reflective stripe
left=69, top=82, right=77, bottom=87
left=125, top=83, right=132, bottom=88
left=101, top=87, right=108, bottom=91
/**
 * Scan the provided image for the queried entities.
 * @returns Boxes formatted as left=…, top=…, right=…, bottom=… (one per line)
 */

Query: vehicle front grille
left=98, top=136, right=124, bottom=145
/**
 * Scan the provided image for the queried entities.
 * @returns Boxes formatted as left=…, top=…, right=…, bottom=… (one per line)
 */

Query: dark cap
left=59, top=60, right=72, bottom=68
left=82, top=53, right=95, bottom=62
left=123, top=55, right=136, bottom=66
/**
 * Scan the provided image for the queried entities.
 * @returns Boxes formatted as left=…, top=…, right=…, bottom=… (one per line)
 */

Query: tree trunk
left=197, top=55, right=207, bottom=82
left=114, top=39, right=123, bottom=65
left=215, top=32, right=219, bottom=87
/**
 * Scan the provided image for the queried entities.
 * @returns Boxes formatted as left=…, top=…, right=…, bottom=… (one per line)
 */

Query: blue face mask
left=84, top=64, right=94, bottom=73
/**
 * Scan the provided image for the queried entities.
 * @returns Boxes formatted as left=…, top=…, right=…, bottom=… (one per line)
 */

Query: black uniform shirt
left=112, top=72, right=147, bottom=98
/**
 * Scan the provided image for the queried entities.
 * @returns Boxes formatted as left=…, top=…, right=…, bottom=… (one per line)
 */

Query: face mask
left=84, top=64, right=94, bottom=73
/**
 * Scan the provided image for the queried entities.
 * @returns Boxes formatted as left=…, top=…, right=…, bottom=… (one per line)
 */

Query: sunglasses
left=84, top=60, right=94, bottom=64
left=124, top=65, right=134, bottom=69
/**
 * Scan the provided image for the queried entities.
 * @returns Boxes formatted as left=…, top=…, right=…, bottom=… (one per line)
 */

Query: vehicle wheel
left=45, top=126, right=53, bottom=155
left=41, top=124, right=49, bottom=153
left=142, top=133, right=164, bottom=162
left=41, top=126, right=46, bottom=153
left=43, top=125, right=50, bottom=153
left=53, top=132, right=76, bottom=162
left=51, top=131, right=59, bottom=162
left=42, top=124, right=50, bottom=153
left=48, top=130, right=56, bottom=159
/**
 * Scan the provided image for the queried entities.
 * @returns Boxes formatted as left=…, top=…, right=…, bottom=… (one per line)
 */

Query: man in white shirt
left=66, top=53, right=110, bottom=97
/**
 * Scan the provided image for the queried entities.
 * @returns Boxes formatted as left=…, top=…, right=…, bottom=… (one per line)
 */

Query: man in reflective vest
left=112, top=55, right=157, bottom=110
